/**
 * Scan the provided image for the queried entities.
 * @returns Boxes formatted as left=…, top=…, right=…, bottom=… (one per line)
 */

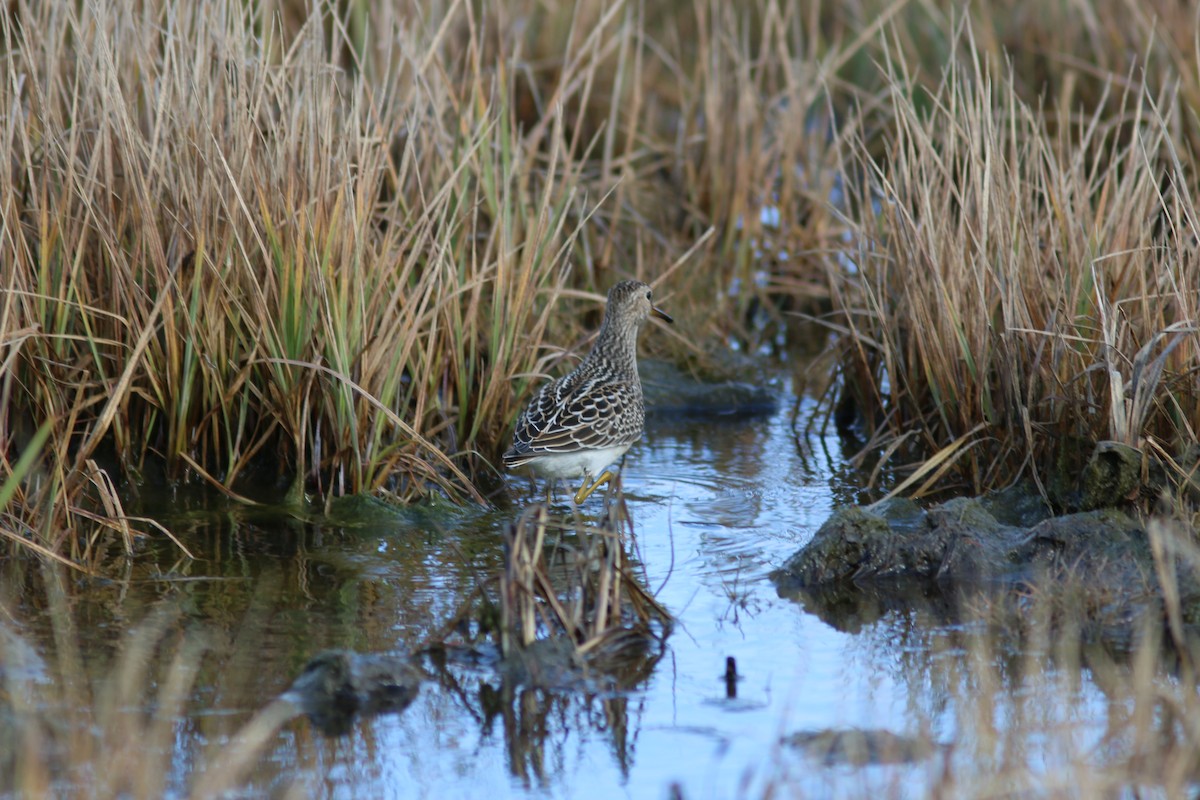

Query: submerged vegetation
left=1, top=0, right=1198, bottom=550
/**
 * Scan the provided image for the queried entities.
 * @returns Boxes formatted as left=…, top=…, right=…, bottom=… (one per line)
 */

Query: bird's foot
left=573, top=470, right=617, bottom=505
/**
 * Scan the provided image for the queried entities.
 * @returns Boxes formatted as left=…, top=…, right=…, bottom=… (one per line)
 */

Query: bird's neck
left=583, top=317, right=640, bottom=373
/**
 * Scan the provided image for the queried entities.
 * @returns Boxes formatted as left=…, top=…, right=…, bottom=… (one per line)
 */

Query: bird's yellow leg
left=573, top=470, right=617, bottom=505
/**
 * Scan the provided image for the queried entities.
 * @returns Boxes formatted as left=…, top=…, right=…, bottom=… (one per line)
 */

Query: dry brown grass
left=0, top=0, right=860, bottom=565
left=425, top=488, right=670, bottom=684
left=0, top=0, right=864, bottom=566
left=1, top=0, right=1198, bottom=562
left=496, top=494, right=669, bottom=662
left=947, top=576, right=1200, bottom=798
left=826, top=26, right=1200, bottom=505
left=0, top=586, right=210, bottom=798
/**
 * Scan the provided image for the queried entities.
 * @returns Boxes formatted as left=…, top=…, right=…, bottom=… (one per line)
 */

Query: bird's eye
left=645, top=291, right=652, bottom=301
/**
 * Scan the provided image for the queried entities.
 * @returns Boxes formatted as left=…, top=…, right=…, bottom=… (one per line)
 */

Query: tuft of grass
left=0, top=0, right=861, bottom=563
left=430, top=490, right=671, bottom=678
left=496, top=494, right=671, bottom=663
left=4, top=0, right=1200, bottom=565
left=826, top=28, right=1200, bottom=501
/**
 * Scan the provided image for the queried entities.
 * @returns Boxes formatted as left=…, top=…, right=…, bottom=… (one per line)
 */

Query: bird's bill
left=651, top=305, right=673, bottom=324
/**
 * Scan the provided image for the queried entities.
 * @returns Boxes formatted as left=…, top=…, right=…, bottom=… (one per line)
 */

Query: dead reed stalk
left=828, top=29, right=1200, bottom=503
left=498, top=493, right=670, bottom=668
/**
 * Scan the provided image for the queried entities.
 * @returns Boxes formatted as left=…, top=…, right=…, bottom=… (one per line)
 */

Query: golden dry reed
left=499, top=495, right=669, bottom=662
left=828, top=23, right=1199, bottom=505
left=1, top=0, right=1198, bottom=568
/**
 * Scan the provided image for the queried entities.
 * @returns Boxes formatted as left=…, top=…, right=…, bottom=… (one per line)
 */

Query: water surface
left=1, top=388, right=1174, bottom=798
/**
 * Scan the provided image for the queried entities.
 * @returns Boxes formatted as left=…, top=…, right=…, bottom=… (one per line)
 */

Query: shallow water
left=1, top=386, right=1186, bottom=798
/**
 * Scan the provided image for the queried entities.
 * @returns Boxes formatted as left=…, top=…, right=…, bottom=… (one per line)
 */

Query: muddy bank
left=772, top=485, right=1200, bottom=640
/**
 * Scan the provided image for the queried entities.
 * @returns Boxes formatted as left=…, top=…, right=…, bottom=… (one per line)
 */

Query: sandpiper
left=503, top=280, right=672, bottom=504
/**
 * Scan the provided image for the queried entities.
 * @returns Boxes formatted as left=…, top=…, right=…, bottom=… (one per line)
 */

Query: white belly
left=515, top=445, right=632, bottom=480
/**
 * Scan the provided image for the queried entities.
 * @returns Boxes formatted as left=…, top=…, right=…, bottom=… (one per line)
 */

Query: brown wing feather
left=504, top=373, right=643, bottom=465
